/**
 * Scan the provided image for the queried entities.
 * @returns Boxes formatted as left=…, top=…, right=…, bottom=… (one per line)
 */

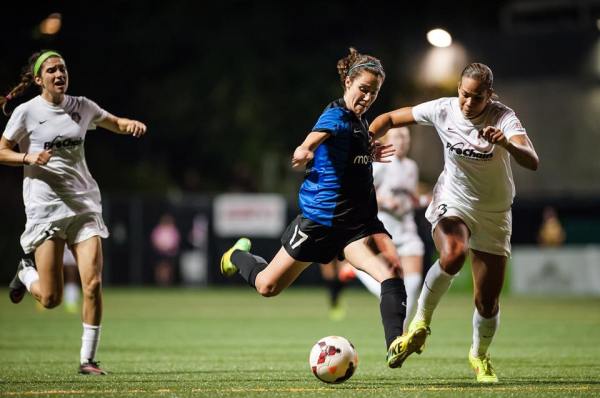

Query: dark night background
left=1, top=0, right=599, bottom=284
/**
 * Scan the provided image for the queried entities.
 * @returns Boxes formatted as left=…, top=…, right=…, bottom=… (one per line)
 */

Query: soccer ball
left=309, top=336, right=358, bottom=384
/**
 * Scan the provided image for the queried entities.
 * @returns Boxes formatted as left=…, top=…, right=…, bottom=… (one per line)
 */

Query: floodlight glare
left=40, top=13, right=62, bottom=35
left=427, top=28, right=452, bottom=48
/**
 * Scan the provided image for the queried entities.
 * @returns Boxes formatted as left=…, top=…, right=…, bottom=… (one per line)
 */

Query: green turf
left=1, top=287, right=599, bottom=397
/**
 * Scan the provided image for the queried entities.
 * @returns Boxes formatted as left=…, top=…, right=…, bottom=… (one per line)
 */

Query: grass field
left=1, top=287, right=599, bottom=397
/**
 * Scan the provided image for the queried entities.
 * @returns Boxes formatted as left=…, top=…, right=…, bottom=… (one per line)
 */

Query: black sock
left=231, top=250, right=267, bottom=288
left=380, top=278, right=407, bottom=349
left=328, top=279, right=344, bottom=307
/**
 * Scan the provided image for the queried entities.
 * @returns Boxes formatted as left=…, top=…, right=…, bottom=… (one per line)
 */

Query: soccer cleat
left=469, top=352, right=498, bottom=383
left=386, top=320, right=431, bottom=368
left=64, top=302, right=79, bottom=314
left=79, top=361, right=107, bottom=375
left=8, top=258, right=36, bottom=304
left=329, top=303, right=346, bottom=321
left=220, top=238, right=251, bottom=277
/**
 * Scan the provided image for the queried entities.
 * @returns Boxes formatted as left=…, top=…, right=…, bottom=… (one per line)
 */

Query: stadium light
left=40, top=13, right=62, bottom=35
left=427, top=28, right=452, bottom=48
left=418, top=43, right=467, bottom=89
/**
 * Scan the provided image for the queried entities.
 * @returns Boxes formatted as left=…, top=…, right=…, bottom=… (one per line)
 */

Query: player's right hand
left=25, top=149, right=53, bottom=166
left=291, top=146, right=314, bottom=169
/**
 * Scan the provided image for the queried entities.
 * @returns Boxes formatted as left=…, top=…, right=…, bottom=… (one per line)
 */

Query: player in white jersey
left=62, top=244, right=80, bottom=314
left=0, top=50, right=146, bottom=375
left=369, top=63, right=539, bottom=382
left=353, top=127, right=426, bottom=332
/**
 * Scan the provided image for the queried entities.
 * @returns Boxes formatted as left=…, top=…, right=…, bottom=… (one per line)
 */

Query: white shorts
left=425, top=201, right=512, bottom=257
left=21, top=213, right=109, bottom=254
left=378, top=212, right=425, bottom=257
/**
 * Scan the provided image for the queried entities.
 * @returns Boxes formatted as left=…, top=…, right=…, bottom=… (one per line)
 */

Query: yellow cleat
left=386, top=320, right=430, bottom=368
left=329, top=304, right=346, bottom=321
left=64, top=302, right=79, bottom=314
left=468, top=352, right=499, bottom=383
left=220, top=238, right=251, bottom=277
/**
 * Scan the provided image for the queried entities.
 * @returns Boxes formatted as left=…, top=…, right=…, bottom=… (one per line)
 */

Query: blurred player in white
left=370, top=63, right=539, bottom=382
left=352, top=127, right=426, bottom=333
left=0, top=50, right=146, bottom=375
left=62, top=245, right=80, bottom=314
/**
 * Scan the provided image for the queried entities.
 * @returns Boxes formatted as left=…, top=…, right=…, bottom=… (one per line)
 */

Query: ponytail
left=2, top=50, right=61, bottom=116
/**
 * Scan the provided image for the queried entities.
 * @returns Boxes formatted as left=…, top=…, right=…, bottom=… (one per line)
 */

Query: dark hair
left=336, top=47, right=385, bottom=88
left=1, top=50, right=62, bottom=116
left=460, top=62, right=499, bottom=100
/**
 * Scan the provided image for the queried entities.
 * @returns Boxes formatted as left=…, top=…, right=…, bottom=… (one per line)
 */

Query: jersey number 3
left=289, top=225, right=308, bottom=249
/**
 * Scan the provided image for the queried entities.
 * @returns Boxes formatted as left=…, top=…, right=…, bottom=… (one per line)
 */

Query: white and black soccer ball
left=309, top=336, right=358, bottom=384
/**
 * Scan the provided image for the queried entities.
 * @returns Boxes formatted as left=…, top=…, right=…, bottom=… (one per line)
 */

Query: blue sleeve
left=312, top=108, right=347, bottom=137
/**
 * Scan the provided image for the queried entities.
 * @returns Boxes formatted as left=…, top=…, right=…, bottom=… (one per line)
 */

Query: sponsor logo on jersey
left=446, top=142, right=493, bottom=160
left=353, top=154, right=371, bottom=165
left=44, top=135, right=83, bottom=150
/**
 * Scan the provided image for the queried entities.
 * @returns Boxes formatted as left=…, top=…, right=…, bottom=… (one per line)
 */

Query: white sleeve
left=499, top=111, right=526, bottom=140
left=2, top=105, right=28, bottom=143
left=411, top=99, right=440, bottom=126
left=83, top=97, right=109, bottom=130
left=372, top=162, right=385, bottom=188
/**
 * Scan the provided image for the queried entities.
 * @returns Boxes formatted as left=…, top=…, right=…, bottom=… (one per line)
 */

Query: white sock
left=64, top=283, right=80, bottom=306
left=19, top=266, right=39, bottom=291
left=80, top=323, right=101, bottom=364
left=403, top=272, right=423, bottom=332
left=413, top=260, right=454, bottom=325
left=355, top=270, right=381, bottom=298
left=471, top=310, right=499, bottom=358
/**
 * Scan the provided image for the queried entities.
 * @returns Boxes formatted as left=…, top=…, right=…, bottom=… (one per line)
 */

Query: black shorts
left=280, top=214, right=390, bottom=264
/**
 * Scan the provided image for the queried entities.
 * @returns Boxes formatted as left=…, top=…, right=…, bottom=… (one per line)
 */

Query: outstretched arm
left=97, top=114, right=147, bottom=137
left=291, top=131, right=330, bottom=169
left=369, top=107, right=416, bottom=140
left=479, top=127, right=539, bottom=170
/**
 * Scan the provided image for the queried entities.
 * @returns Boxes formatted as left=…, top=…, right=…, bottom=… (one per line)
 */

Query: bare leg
left=411, top=217, right=469, bottom=327
left=30, top=238, right=66, bottom=308
left=72, top=236, right=103, bottom=326
left=254, top=247, right=311, bottom=297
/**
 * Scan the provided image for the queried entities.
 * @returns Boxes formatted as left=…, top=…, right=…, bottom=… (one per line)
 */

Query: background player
left=351, top=126, right=428, bottom=332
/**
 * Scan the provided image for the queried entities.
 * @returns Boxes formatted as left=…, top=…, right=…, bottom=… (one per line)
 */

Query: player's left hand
left=291, top=146, right=314, bottom=169
left=370, top=140, right=395, bottom=163
left=479, top=126, right=508, bottom=147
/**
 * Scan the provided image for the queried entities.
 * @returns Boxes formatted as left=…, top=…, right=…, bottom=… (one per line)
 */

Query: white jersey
left=3, top=95, right=108, bottom=224
left=412, top=98, right=526, bottom=212
left=373, top=158, right=423, bottom=253
left=373, top=157, right=418, bottom=222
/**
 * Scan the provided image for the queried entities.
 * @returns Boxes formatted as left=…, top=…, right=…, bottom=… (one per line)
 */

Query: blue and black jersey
left=298, top=98, right=378, bottom=227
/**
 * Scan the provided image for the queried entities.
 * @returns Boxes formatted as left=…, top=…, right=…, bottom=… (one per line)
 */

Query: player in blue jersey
left=221, top=47, right=410, bottom=368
